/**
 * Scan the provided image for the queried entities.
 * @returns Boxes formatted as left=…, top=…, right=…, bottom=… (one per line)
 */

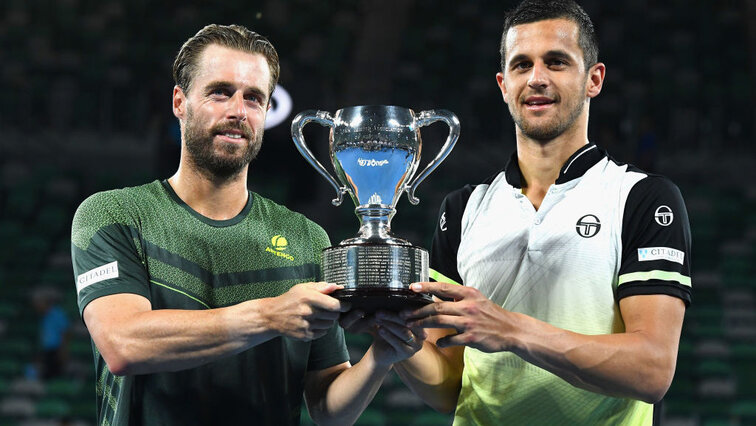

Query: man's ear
left=173, top=85, right=187, bottom=119
left=496, top=72, right=509, bottom=104
left=586, top=62, right=605, bottom=99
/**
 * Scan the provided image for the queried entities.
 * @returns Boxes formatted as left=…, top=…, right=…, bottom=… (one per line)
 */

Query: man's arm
left=404, top=282, right=685, bottom=404
left=302, top=310, right=427, bottom=425
left=389, top=326, right=464, bottom=413
left=83, top=282, right=347, bottom=376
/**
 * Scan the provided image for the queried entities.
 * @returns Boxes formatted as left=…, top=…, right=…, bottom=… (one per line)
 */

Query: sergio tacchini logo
left=266, top=234, right=295, bottom=261
left=576, top=214, right=601, bottom=238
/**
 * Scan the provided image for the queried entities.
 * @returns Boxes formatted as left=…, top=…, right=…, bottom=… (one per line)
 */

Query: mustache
left=211, top=121, right=253, bottom=140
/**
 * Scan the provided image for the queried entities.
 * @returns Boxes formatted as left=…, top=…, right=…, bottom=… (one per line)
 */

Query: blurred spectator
left=31, top=287, right=71, bottom=379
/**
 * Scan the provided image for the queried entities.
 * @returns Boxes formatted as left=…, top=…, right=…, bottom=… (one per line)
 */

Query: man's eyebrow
left=508, top=54, right=530, bottom=67
left=544, top=50, right=574, bottom=61
left=204, top=80, right=234, bottom=91
left=204, top=80, right=268, bottom=100
left=508, top=50, right=576, bottom=67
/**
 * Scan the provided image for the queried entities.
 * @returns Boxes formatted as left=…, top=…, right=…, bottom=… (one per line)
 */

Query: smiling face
left=172, top=44, right=272, bottom=179
left=497, top=18, right=604, bottom=143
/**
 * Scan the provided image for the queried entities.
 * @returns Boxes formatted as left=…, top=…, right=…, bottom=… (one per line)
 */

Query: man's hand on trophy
left=264, top=282, right=350, bottom=341
left=400, top=282, right=519, bottom=353
left=339, top=309, right=426, bottom=365
left=339, top=309, right=376, bottom=335
left=371, top=310, right=427, bottom=365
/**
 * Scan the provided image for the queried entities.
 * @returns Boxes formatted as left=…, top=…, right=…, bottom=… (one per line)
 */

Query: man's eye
left=211, top=89, right=228, bottom=97
left=515, top=62, right=532, bottom=70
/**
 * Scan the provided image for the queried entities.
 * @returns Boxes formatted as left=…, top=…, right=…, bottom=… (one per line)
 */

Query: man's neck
left=167, top=165, right=250, bottom=221
left=516, top=128, right=588, bottom=210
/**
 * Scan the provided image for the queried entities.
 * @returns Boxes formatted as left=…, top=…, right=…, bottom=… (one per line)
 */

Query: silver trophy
left=291, top=105, right=459, bottom=311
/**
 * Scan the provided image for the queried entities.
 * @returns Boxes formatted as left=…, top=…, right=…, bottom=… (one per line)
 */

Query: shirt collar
left=504, top=143, right=605, bottom=189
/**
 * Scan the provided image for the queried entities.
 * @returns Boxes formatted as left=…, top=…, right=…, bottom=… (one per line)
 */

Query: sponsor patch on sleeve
left=77, top=261, right=119, bottom=294
left=637, top=247, right=684, bottom=265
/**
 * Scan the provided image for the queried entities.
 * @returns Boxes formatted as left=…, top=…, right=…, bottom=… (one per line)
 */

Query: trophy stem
left=341, top=206, right=410, bottom=246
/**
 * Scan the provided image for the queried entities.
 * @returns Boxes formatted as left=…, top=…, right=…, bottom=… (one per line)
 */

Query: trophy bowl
left=291, top=105, right=459, bottom=312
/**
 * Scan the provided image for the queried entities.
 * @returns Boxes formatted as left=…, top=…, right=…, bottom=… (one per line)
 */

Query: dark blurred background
left=0, top=0, right=754, bottom=425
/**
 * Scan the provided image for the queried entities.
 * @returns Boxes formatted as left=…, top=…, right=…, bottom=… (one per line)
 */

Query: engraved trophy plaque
left=291, top=105, right=459, bottom=312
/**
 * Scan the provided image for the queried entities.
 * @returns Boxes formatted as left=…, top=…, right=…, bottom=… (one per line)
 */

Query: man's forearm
left=509, top=311, right=679, bottom=403
left=308, top=346, right=392, bottom=426
left=404, top=284, right=686, bottom=405
left=87, top=297, right=276, bottom=375
left=392, top=341, right=463, bottom=413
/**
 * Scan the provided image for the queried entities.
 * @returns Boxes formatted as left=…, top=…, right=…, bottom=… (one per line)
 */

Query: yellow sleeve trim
left=429, top=268, right=462, bottom=286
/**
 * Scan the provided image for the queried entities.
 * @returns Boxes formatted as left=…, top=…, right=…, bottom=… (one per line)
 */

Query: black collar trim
left=503, top=144, right=605, bottom=188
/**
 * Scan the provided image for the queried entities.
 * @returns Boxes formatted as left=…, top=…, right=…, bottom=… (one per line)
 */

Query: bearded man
left=71, top=24, right=421, bottom=426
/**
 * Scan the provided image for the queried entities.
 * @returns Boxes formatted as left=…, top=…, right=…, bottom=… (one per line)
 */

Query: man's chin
left=517, top=121, right=564, bottom=142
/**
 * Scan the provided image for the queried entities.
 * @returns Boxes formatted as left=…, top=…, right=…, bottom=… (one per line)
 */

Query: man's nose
left=227, top=92, right=248, bottom=121
left=527, top=62, right=549, bottom=89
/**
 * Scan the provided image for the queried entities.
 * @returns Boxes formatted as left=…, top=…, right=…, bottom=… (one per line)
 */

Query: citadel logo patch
left=440, top=212, right=448, bottom=231
left=576, top=214, right=601, bottom=238
left=654, top=205, right=674, bottom=226
left=77, top=261, right=119, bottom=294
left=266, top=234, right=295, bottom=261
left=638, top=247, right=684, bottom=265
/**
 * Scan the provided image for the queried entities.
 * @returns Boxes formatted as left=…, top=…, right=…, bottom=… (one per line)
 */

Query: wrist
left=366, top=345, right=395, bottom=371
left=236, top=298, right=278, bottom=341
left=504, top=311, right=530, bottom=354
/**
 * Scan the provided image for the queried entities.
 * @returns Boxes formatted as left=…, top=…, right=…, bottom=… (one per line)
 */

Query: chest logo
left=654, top=205, right=674, bottom=226
left=440, top=211, right=448, bottom=231
left=576, top=214, right=601, bottom=238
left=266, top=234, right=295, bottom=261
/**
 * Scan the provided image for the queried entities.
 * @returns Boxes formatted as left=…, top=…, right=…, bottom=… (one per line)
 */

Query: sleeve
left=307, top=221, right=331, bottom=282
left=429, top=185, right=474, bottom=286
left=304, top=220, right=348, bottom=370
left=307, top=323, right=350, bottom=371
left=71, top=191, right=151, bottom=316
left=617, top=175, right=692, bottom=306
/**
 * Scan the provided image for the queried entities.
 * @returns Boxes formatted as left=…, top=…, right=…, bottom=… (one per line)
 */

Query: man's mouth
left=523, top=96, right=556, bottom=111
left=220, top=132, right=244, bottom=139
left=524, top=96, right=556, bottom=106
left=213, top=127, right=250, bottom=142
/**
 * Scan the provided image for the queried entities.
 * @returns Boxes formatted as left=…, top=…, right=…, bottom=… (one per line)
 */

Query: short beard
left=512, top=98, right=585, bottom=142
left=183, top=108, right=263, bottom=180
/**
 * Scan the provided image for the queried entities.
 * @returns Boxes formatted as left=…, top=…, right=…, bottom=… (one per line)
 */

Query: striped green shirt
left=72, top=180, right=348, bottom=426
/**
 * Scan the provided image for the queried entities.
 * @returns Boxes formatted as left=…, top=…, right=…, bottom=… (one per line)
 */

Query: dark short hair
left=500, top=0, right=598, bottom=72
left=173, top=24, right=280, bottom=98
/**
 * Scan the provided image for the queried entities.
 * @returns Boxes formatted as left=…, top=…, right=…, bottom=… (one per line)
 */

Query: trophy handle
left=405, top=109, right=460, bottom=205
left=291, top=110, right=349, bottom=206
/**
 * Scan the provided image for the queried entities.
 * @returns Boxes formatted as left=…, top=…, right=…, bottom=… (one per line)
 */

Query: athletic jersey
left=71, top=180, right=349, bottom=426
left=430, top=144, right=691, bottom=426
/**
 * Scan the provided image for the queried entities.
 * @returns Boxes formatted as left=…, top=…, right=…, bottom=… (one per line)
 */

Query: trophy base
left=332, top=288, right=433, bottom=313
left=322, top=243, right=430, bottom=313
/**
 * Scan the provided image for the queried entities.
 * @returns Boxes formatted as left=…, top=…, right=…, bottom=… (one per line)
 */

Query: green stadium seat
left=0, top=338, right=33, bottom=358
left=697, top=360, right=733, bottom=377
left=731, top=400, right=756, bottom=421
left=355, top=408, right=387, bottom=425
left=409, top=411, right=453, bottom=425
left=70, top=399, right=97, bottom=421
left=35, top=397, right=71, bottom=418
left=69, top=339, right=93, bottom=361
left=702, top=418, right=734, bottom=426
left=0, top=359, right=22, bottom=378
left=0, top=302, right=17, bottom=319
left=45, top=378, right=84, bottom=399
